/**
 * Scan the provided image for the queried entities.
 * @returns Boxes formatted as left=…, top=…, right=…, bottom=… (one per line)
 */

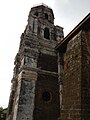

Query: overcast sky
left=0, top=0, right=90, bottom=108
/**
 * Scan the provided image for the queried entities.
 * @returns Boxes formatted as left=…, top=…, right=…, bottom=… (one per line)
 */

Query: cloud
left=53, top=0, right=90, bottom=35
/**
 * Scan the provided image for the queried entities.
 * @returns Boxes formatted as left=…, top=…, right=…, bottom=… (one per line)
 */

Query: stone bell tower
left=7, top=4, right=64, bottom=120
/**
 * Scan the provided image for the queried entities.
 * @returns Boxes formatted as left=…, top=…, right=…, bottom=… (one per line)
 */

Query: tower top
left=30, top=3, right=54, bottom=22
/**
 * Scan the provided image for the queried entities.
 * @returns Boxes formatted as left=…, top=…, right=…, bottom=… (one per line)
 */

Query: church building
left=7, top=4, right=90, bottom=120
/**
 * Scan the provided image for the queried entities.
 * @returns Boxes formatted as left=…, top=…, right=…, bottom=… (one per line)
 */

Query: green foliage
left=0, top=107, right=7, bottom=120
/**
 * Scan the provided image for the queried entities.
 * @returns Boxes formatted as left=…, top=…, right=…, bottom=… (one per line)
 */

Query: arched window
left=34, top=12, right=38, bottom=17
left=44, top=27, right=50, bottom=39
left=45, top=13, right=48, bottom=20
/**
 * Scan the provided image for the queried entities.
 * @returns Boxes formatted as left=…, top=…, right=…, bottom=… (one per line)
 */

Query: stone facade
left=60, top=31, right=82, bottom=120
left=7, top=4, right=64, bottom=120
left=7, top=4, right=90, bottom=120
left=57, top=13, right=90, bottom=120
left=81, top=30, right=90, bottom=119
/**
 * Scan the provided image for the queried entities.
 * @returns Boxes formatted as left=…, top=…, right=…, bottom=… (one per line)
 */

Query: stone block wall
left=81, top=30, right=90, bottom=120
left=7, top=5, right=64, bottom=120
left=16, top=79, right=36, bottom=120
left=60, top=31, right=82, bottom=120
left=33, top=53, right=60, bottom=120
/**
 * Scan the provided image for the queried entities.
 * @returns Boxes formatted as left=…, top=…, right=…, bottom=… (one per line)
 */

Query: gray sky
left=0, top=0, right=90, bottom=108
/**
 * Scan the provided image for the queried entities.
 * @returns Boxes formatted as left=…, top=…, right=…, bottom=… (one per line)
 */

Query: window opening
left=44, top=27, right=50, bottom=39
left=35, top=12, right=38, bottom=17
left=45, top=13, right=48, bottom=20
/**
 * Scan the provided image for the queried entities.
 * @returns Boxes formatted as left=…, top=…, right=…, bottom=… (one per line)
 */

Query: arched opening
left=45, top=13, right=48, bottom=20
left=34, top=12, right=38, bottom=17
left=44, top=27, right=50, bottom=39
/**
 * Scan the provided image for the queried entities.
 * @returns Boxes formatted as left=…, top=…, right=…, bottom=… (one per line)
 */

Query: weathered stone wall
left=81, top=30, right=90, bottom=120
left=16, top=79, right=36, bottom=120
left=60, top=31, right=82, bottom=120
left=33, top=53, right=60, bottom=120
left=34, top=74, right=60, bottom=120
left=12, top=80, right=21, bottom=120
left=7, top=5, right=64, bottom=120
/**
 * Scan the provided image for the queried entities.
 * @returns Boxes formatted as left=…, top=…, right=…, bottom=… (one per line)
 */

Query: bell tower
left=7, top=4, right=64, bottom=120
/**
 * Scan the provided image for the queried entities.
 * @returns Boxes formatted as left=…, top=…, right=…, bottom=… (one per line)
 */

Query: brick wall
left=60, top=31, right=82, bottom=120
left=81, top=30, right=90, bottom=120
